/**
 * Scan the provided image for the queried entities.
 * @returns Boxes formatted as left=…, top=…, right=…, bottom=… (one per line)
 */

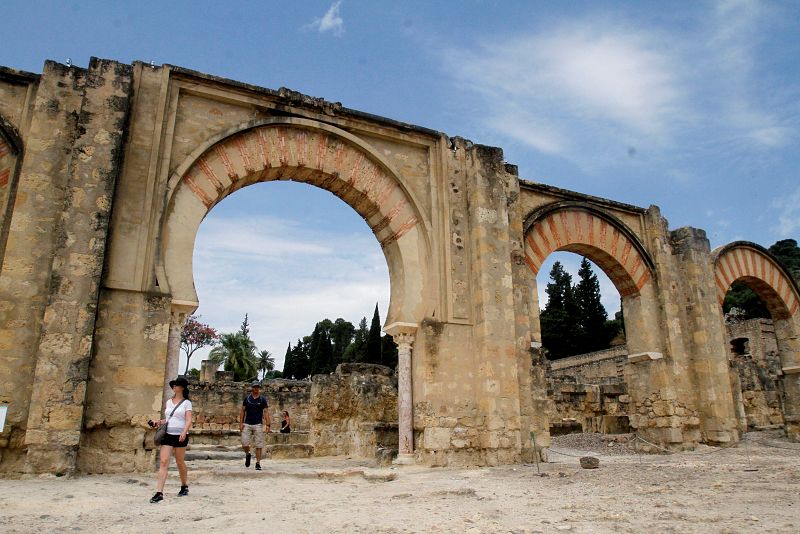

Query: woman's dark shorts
left=161, top=433, right=189, bottom=448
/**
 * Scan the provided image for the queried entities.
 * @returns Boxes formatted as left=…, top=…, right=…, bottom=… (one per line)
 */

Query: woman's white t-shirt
left=164, top=398, right=193, bottom=435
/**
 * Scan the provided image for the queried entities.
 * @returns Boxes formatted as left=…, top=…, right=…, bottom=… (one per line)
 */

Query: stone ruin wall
left=310, top=364, right=398, bottom=459
left=188, top=376, right=312, bottom=444
left=169, top=363, right=398, bottom=462
left=546, top=319, right=789, bottom=438
left=727, top=318, right=785, bottom=430
left=546, top=348, right=631, bottom=436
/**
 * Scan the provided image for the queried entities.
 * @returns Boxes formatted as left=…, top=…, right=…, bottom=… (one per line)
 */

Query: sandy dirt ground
left=1, top=431, right=798, bottom=533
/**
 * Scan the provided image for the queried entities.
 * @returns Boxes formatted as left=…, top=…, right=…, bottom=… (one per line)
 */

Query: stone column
left=163, top=309, right=188, bottom=403
left=384, top=322, right=418, bottom=465
left=670, top=227, right=738, bottom=444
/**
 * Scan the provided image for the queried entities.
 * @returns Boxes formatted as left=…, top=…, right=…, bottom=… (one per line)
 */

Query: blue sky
left=4, top=1, right=798, bottom=369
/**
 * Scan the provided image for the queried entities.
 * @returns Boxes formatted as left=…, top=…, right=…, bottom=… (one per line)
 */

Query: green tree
left=540, top=261, right=581, bottom=359
left=294, top=337, right=312, bottom=379
left=365, top=304, right=383, bottom=364
left=282, top=343, right=295, bottom=379
left=381, top=334, right=398, bottom=368
left=723, top=282, right=770, bottom=319
left=770, top=238, right=800, bottom=279
left=257, top=350, right=275, bottom=380
left=574, top=258, right=613, bottom=353
left=209, top=332, right=257, bottom=381
left=344, top=317, right=369, bottom=363
left=310, top=326, right=334, bottom=375
left=330, top=318, right=355, bottom=368
left=308, top=324, right=323, bottom=375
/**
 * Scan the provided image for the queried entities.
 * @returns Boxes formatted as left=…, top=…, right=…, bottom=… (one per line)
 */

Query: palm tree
left=209, top=332, right=258, bottom=382
left=257, top=350, right=275, bottom=379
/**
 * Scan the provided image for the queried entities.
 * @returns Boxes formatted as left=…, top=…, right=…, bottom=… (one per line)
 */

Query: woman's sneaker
left=178, top=486, right=189, bottom=497
left=150, top=492, right=163, bottom=503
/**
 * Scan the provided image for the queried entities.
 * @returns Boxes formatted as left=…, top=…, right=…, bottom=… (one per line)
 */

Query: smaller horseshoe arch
left=523, top=202, right=663, bottom=360
left=523, top=202, right=655, bottom=297
left=712, top=241, right=800, bottom=320
left=156, top=117, right=433, bottom=326
left=713, top=242, right=800, bottom=440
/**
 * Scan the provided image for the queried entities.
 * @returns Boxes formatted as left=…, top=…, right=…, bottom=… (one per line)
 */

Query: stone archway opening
left=713, top=242, right=800, bottom=440
left=157, top=118, right=433, bottom=462
left=186, top=179, right=395, bottom=455
left=534, top=250, right=628, bottom=436
left=523, top=204, right=665, bottom=442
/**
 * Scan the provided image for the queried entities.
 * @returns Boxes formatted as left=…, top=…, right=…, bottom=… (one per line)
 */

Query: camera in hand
left=147, top=419, right=156, bottom=428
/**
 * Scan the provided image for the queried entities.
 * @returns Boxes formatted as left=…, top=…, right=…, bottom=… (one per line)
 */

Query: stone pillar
left=775, top=316, right=800, bottom=441
left=21, top=59, right=132, bottom=475
left=201, top=360, right=217, bottom=383
left=670, top=227, right=738, bottom=444
left=384, top=322, right=417, bottom=465
left=163, top=309, right=189, bottom=403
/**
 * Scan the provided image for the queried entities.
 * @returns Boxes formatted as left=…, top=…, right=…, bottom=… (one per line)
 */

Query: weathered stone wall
left=311, top=364, right=398, bottom=458
left=727, top=319, right=785, bottom=429
left=545, top=348, right=629, bottom=436
left=546, top=382, right=630, bottom=436
left=189, top=377, right=311, bottom=434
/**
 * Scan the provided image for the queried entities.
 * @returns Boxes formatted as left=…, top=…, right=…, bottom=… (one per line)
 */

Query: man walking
left=239, top=380, right=271, bottom=470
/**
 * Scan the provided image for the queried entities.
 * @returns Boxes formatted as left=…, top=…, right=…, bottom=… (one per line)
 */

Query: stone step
left=185, top=443, right=314, bottom=461
left=189, top=430, right=310, bottom=448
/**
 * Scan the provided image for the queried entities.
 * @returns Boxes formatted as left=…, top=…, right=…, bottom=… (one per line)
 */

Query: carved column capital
left=383, top=322, right=418, bottom=347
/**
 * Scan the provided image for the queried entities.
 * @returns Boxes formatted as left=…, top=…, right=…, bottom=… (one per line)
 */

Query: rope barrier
left=544, top=432, right=793, bottom=466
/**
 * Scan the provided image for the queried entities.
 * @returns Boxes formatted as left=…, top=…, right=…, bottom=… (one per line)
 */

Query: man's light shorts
left=241, top=423, right=265, bottom=448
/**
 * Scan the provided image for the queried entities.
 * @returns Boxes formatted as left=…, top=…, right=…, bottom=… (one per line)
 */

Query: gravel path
left=1, top=431, right=798, bottom=533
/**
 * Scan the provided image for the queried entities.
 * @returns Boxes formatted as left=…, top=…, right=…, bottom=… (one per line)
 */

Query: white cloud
left=305, top=1, right=345, bottom=37
left=439, top=3, right=794, bottom=173
left=181, top=211, right=390, bottom=373
left=709, top=0, right=793, bottom=149
left=772, top=185, right=800, bottom=237
left=442, top=21, right=682, bottom=165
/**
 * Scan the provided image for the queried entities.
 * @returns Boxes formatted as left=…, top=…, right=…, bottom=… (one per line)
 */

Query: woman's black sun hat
left=169, top=376, right=190, bottom=389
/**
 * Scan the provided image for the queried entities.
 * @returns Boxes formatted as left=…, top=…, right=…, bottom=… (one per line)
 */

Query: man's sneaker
left=177, top=486, right=189, bottom=497
left=245, top=452, right=251, bottom=468
left=150, top=492, right=163, bottom=503
left=255, top=462, right=262, bottom=471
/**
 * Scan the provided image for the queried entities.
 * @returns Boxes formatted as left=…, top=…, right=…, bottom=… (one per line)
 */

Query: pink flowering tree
left=181, top=315, right=219, bottom=374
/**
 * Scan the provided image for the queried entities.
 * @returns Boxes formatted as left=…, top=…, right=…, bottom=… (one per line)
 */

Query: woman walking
left=150, top=376, right=193, bottom=503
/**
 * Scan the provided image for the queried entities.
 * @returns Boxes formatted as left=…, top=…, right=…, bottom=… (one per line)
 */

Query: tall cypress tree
left=365, top=304, right=383, bottom=364
left=574, top=258, right=610, bottom=353
left=318, top=330, right=334, bottom=373
left=308, top=324, right=323, bottom=376
left=282, top=343, right=293, bottom=379
left=540, top=261, right=580, bottom=359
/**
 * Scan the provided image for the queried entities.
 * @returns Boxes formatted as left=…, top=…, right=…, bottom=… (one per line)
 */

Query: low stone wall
left=545, top=347, right=630, bottom=436
left=547, top=346, right=628, bottom=385
left=310, top=363, right=398, bottom=458
left=188, top=378, right=311, bottom=434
